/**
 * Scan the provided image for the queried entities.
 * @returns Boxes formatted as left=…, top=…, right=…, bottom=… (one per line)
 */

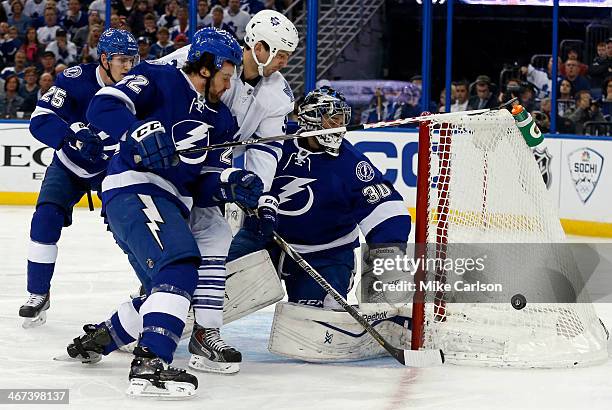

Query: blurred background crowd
left=0, top=0, right=289, bottom=119
left=0, top=0, right=610, bottom=137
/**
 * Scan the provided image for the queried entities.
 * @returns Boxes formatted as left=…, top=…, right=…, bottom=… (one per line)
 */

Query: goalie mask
left=298, top=86, right=351, bottom=156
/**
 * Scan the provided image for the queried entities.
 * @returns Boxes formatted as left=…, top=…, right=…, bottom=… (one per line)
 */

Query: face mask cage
left=298, top=91, right=351, bottom=156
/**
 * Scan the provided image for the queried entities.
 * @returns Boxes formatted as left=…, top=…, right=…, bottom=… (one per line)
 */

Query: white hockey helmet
left=244, top=10, right=299, bottom=76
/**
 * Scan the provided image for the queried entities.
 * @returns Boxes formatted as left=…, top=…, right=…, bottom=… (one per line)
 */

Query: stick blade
left=401, top=349, right=445, bottom=367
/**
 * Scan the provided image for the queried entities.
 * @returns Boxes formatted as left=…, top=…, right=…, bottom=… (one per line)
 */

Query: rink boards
left=1, top=121, right=611, bottom=237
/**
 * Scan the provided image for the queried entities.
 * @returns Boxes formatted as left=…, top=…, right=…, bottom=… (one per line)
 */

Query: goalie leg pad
left=268, top=302, right=411, bottom=362
left=223, top=250, right=285, bottom=324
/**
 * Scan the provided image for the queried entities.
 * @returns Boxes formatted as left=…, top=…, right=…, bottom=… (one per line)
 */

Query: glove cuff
left=220, top=167, right=242, bottom=183
left=258, top=194, right=278, bottom=212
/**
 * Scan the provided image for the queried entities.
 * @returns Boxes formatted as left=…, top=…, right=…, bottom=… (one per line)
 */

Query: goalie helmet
left=298, top=86, right=351, bottom=156
left=244, top=10, right=298, bottom=76
left=97, top=28, right=139, bottom=62
left=188, top=27, right=243, bottom=69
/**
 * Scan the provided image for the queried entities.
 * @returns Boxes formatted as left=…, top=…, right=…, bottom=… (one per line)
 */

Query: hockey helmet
left=244, top=10, right=298, bottom=76
left=187, top=27, right=242, bottom=69
left=98, top=28, right=139, bottom=63
left=298, top=86, right=351, bottom=156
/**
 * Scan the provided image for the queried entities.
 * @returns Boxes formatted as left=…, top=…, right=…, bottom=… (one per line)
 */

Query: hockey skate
left=54, top=324, right=111, bottom=364
left=188, top=324, right=242, bottom=374
left=127, top=345, right=198, bottom=399
left=19, top=293, right=50, bottom=328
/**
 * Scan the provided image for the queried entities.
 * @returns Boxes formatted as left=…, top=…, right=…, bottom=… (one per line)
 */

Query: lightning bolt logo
left=138, top=194, right=164, bottom=250
left=175, top=123, right=213, bottom=151
left=277, top=176, right=316, bottom=216
left=173, top=120, right=213, bottom=165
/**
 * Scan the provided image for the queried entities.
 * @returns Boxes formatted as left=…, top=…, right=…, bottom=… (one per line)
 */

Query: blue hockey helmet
left=187, top=27, right=242, bottom=69
left=97, top=28, right=139, bottom=62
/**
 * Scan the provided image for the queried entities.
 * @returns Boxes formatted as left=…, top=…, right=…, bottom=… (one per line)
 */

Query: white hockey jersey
left=156, top=45, right=295, bottom=191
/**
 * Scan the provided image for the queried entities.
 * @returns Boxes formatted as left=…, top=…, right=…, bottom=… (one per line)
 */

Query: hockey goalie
left=223, top=85, right=415, bottom=362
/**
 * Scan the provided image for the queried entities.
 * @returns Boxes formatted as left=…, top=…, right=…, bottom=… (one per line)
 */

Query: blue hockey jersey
left=271, top=138, right=411, bottom=254
left=86, top=61, right=237, bottom=216
left=29, top=64, right=117, bottom=179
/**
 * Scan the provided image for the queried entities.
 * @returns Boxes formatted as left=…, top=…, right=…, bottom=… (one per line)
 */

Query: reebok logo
left=362, top=311, right=388, bottom=322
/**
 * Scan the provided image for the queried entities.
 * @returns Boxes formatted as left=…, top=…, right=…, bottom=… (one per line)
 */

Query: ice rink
left=2, top=205, right=612, bottom=410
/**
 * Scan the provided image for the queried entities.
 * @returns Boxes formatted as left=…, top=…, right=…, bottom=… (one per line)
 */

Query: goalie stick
left=237, top=204, right=445, bottom=367
left=178, top=108, right=490, bottom=156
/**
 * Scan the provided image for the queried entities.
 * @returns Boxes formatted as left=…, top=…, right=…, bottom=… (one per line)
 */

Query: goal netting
left=410, top=109, right=608, bottom=368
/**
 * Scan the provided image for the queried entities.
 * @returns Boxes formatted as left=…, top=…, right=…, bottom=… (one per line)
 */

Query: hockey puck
left=511, top=294, right=527, bottom=310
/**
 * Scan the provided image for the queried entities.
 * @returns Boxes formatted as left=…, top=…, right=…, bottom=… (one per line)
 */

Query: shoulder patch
left=355, top=160, right=375, bottom=182
left=63, top=66, right=82, bottom=78
left=282, top=79, right=294, bottom=103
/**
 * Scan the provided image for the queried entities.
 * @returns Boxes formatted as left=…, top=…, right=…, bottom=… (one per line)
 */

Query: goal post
left=410, top=109, right=608, bottom=368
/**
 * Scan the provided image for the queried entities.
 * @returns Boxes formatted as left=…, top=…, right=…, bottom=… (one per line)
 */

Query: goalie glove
left=244, top=194, right=279, bottom=241
left=214, top=168, right=264, bottom=209
left=359, top=245, right=410, bottom=306
left=67, top=122, right=105, bottom=162
left=122, top=120, right=178, bottom=170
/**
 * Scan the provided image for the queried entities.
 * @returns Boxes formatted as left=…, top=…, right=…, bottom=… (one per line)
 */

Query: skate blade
left=22, top=311, right=47, bottom=329
left=53, top=352, right=102, bottom=364
left=126, top=379, right=196, bottom=399
left=188, top=354, right=240, bottom=375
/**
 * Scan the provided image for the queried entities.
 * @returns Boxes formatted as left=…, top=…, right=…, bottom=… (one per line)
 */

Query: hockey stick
left=179, top=108, right=490, bottom=156
left=85, top=190, right=94, bottom=211
left=237, top=204, right=444, bottom=367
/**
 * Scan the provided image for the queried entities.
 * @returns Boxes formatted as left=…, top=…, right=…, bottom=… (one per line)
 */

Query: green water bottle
left=511, top=104, right=543, bottom=147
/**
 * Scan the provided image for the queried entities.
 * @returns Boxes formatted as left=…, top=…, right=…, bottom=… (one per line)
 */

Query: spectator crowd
left=0, top=0, right=290, bottom=119
left=1, top=0, right=609, bottom=136
left=357, top=38, right=612, bottom=135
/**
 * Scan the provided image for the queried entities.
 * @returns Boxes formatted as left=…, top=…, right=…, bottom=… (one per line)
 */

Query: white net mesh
left=417, top=110, right=608, bottom=368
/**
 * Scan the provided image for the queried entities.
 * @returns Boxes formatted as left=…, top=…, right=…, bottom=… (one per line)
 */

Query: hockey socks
left=138, top=262, right=197, bottom=363
left=27, top=203, right=64, bottom=294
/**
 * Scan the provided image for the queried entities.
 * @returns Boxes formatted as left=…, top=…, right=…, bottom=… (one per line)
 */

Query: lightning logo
left=172, top=120, right=213, bottom=164
left=277, top=176, right=316, bottom=216
left=138, top=194, right=164, bottom=250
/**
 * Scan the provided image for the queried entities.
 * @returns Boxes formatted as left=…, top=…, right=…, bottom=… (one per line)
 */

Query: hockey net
left=410, top=109, right=608, bottom=368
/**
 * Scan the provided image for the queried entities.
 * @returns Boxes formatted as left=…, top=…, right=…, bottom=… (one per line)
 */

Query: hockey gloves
left=215, top=168, right=264, bottom=209
left=244, top=194, right=279, bottom=241
left=360, top=245, right=409, bottom=305
left=68, top=122, right=104, bottom=162
left=124, top=120, right=178, bottom=170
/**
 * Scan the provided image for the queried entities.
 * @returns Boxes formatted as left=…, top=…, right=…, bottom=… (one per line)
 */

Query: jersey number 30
left=362, top=183, right=391, bottom=204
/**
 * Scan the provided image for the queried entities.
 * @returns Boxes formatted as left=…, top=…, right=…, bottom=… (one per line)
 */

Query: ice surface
left=1, top=206, right=611, bottom=410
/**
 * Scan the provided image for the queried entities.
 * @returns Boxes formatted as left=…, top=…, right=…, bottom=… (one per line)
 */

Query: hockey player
left=60, top=28, right=262, bottom=398
left=19, top=29, right=139, bottom=328
left=226, top=87, right=413, bottom=362
left=156, top=10, right=298, bottom=374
